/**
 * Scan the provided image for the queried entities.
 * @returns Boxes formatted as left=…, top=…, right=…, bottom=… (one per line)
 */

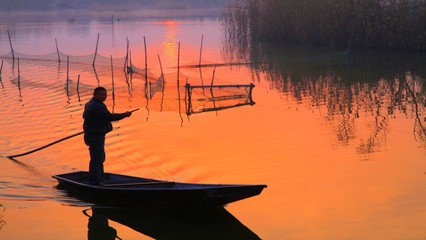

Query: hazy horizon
left=0, top=0, right=231, bottom=11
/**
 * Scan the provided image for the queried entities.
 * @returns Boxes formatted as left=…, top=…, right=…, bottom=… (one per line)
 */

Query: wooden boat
left=53, top=171, right=267, bottom=208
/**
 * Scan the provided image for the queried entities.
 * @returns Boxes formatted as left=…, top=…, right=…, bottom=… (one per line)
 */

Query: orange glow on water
left=161, top=20, right=179, bottom=65
left=161, top=19, right=180, bottom=26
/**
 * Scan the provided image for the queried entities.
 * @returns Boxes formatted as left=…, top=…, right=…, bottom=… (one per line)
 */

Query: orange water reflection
left=0, top=19, right=426, bottom=239
left=161, top=19, right=179, bottom=62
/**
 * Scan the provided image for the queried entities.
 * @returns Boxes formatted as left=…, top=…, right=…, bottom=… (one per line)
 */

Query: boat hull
left=53, top=171, right=266, bottom=208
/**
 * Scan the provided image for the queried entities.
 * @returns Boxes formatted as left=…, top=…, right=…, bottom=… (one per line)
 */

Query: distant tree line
left=221, top=0, right=426, bottom=52
left=0, top=0, right=230, bottom=11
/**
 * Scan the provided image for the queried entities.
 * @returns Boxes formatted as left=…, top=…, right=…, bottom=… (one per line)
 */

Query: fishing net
left=0, top=50, right=256, bottom=115
left=185, top=83, right=255, bottom=115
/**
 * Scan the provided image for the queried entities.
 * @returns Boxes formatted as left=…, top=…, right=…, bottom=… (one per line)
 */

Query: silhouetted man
left=83, top=87, right=132, bottom=185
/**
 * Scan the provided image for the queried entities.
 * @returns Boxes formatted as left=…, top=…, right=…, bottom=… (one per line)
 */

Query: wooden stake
left=111, top=55, right=115, bottom=100
left=66, top=56, right=69, bottom=79
left=210, top=63, right=217, bottom=86
left=177, top=42, right=180, bottom=86
left=158, top=54, right=165, bottom=112
left=77, top=74, right=80, bottom=93
left=199, top=34, right=203, bottom=67
left=93, top=33, right=100, bottom=67
left=0, top=60, right=3, bottom=80
left=157, top=54, right=164, bottom=77
left=17, top=58, right=20, bottom=90
left=124, top=37, right=129, bottom=72
left=129, top=50, right=133, bottom=68
left=7, top=30, right=15, bottom=60
left=144, top=36, right=148, bottom=82
left=143, top=36, right=149, bottom=98
left=66, top=56, right=69, bottom=92
left=185, top=83, right=192, bottom=115
left=55, top=38, right=61, bottom=63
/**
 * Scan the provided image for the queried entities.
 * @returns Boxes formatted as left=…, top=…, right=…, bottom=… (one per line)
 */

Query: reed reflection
left=84, top=206, right=260, bottom=240
left=228, top=41, right=426, bottom=154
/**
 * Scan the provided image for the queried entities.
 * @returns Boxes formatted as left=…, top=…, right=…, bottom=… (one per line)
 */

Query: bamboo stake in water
left=111, top=55, right=115, bottom=100
left=66, top=56, right=70, bottom=92
left=0, top=60, right=3, bottom=80
left=210, top=63, right=217, bottom=86
left=17, top=58, right=21, bottom=90
left=124, top=37, right=129, bottom=72
left=158, top=54, right=165, bottom=112
left=144, top=36, right=148, bottom=82
left=157, top=54, right=164, bottom=77
left=176, top=42, right=184, bottom=125
left=129, top=50, right=133, bottom=70
left=77, top=74, right=81, bottom=102
left=55, top=38, right=61, bottom=63
left=143, top=36, right=148, bottom=98
left=7, top=30, right=15, bottom=60
left=177, top=42, right=180, bottom=87
left=199, top=34, right=203, bottom=67
left=93, top=33, right=100, bottom=67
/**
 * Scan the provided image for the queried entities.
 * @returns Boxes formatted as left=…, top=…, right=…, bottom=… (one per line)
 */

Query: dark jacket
left=83, top=98, right=127, bottom=135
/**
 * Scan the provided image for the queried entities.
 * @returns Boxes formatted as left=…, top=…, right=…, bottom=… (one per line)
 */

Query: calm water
left=1, top=14, right=426, bottom=240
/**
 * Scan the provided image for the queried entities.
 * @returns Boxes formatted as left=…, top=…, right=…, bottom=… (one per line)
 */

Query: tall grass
left=221, top=0, right=426, bottom=51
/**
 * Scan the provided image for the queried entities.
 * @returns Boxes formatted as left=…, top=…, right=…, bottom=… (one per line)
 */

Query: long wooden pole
left=6, top=109, right=140, bottom=159
left=7, top=131, right=84, bottom=159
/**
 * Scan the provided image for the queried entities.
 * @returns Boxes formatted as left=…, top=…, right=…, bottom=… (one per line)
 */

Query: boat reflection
left=84, top=206, right=261, bottom=240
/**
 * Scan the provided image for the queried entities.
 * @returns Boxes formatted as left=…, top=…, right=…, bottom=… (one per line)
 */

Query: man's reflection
left=86, top=209, right=118, bottom=240
left=86, top=206, right=261, bottom=240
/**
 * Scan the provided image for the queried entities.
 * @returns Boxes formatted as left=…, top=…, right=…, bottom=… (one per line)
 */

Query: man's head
left=93, top=87, right=107, bottom=102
